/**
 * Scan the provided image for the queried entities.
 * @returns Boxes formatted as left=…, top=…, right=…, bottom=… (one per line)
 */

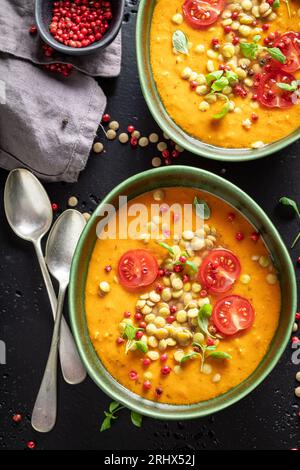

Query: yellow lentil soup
left=85, top=188, right=281, bottom=404
left=150, top=0, right=300, bottom=149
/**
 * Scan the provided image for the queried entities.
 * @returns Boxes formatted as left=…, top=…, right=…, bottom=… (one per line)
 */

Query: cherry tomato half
left=118, top=249, right=158, bottom=289
left=274, top=32, right=300, bottom=74
left=257, top=69, right=296, bottom=108
left=182, top=0, right=225, bottom=28
left=212, top=295, right=255, bottom=336
left=198, top=249, right=241, bottom=294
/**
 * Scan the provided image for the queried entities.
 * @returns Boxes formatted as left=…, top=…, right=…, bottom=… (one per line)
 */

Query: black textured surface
left=0, top=0, right=300, bottom=450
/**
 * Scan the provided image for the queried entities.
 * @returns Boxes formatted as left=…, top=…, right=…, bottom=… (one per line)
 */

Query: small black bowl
left=35, top=0, right=125, bottom=56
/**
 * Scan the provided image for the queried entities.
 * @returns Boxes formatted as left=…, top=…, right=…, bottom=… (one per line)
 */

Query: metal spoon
left=4, top=169, right=86, bottom=385
left=31, top=209, right=86, bottom=433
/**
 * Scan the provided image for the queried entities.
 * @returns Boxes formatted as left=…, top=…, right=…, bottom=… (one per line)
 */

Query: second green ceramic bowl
left=136, top=0, right=300, bottom=162
left=69, top=166, right=296, bottom=420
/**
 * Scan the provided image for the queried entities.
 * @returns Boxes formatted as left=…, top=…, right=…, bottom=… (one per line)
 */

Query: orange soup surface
left=85, top=188, right=281, bottom=404
left=150, top=0, right=300, bottom=148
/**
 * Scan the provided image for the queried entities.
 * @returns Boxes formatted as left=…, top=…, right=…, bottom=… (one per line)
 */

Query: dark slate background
left=0, top=0, right=299, bottom=450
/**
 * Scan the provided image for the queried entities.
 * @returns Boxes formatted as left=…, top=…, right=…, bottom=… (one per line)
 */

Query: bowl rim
left=136, top=0, right=300, bottom=162
left=69, top=166, right=297, bottom=419
left=35, top=0, right=125, bottom=56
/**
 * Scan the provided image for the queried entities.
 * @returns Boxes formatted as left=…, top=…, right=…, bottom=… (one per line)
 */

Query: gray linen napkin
left=0, top=0, right=122, bottom=182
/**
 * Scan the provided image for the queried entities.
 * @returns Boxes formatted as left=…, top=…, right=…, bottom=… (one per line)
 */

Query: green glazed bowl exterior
left=69, top=166, right=297, bottom=419
left=136, top=0, right=300, bottom=162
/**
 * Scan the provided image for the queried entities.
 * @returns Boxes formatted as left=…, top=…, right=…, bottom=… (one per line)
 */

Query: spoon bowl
left=4, top=168, right=87, bottom=386
left=46, top=209, right=86, bottom=287
left=4, top=168, right=52, bottom=242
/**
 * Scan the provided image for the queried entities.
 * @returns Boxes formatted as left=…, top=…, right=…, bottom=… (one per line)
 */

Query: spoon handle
left=31, top=285, right=66, bottom=433
left=34, top=240, right=86, bottom=384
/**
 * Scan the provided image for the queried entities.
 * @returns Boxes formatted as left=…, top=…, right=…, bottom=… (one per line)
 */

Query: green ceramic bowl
left=136, top=0, right=300, bottom=162
left=69, top=166, right=296, bottom=419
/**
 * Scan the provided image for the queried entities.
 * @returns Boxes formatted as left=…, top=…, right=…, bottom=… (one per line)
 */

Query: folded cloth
left=0, top=0, right=122, bottom=77
left=0, top=0, right=122, bottom=182
left=0, top=53, right=106, bottom=182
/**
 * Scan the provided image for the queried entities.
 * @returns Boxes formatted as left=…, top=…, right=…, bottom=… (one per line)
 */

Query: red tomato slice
left=182, top=0, right=225, bottom=28
left=198, top=249, right=241, bottom=294
left=118, top=249, right=158, bottom=289
left=274, top=32, right=300, bottom=73
left=212, top=295, right=255, bottom=336
left=257, top=69, right=296, bottom=108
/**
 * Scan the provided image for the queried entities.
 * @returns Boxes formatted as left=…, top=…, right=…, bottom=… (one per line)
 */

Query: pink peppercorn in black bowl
left=35, top=0, right=125, bottom=56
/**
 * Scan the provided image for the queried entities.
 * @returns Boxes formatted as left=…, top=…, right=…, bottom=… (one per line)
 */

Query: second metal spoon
left=31, top=209, right=86, bottom=433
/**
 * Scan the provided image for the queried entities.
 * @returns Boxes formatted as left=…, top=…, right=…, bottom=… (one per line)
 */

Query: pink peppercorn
left=173, top=264, right=183, bottom=273
left=161, top=366, right=171, bottom=376
left=124, top=311, right=131, bottom=318
left=27, top=441, right=36, bottom=450
left=169, top=305, right=177, bottom=314
left=166, top=315, right=175, bottom=324
left=105, top=265, right=112, bottom=273
left=155, top=283, right=163, bottom=293
left=235, top=232, right=244, bottom=241
left=136, top=330, right=143, bottom=340
left=116, top=337, right=125, bottom=345
left=129, top=370, right=138, bottom=381
left=160, top=353, right=168, bottom=362
left=12, top=414, right=22, bottom=423
left=134, top=312, right=142, bottom=321
left=143, top=358, right=151, bottom=367
left=250, top=232, right=260, bottom=242
left=127, top=125, right=135, bottom=133
left=143, top=380, right=151, bottom=390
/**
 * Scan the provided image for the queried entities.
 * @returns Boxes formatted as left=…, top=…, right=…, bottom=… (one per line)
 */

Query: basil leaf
left=135, top=341, right=148, bottom=354
left=193, top=196, right=211, bottom=220
left=131, top=411, right=143, bottom=428
left=109, top=401, right=121, bottom=413
left=273, top=0, right=280, bottom=7
left=211, top=77, right=229, bottom=92
left=100, top=416, right=112, bottom=432
left=277, top=81, right=298, bottom=92
left=180, top=352, right=199, bottom=364
left=198, top=304, right=214, bottom=338
left=208, top=351, right=232, bottom=360
left=225, top=70, right=238, bottom=84
left=206, top=70, right=223, bottom=86
left=279, top=196, right=300, bottom=218
left=172, top=30, right=189, bottom=55
left=158, top=241, right=175, bottom=255
left=185, top=260, right=198, bottom=272
left=240, top=42, right=259, bottom=59
left=253, top=34, right=261, bottom=43
left=123, top=323, right=138, bottom=341
left=266, top=47, right=286, bottom=64
left=200, top=304, right=212, bottom=318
